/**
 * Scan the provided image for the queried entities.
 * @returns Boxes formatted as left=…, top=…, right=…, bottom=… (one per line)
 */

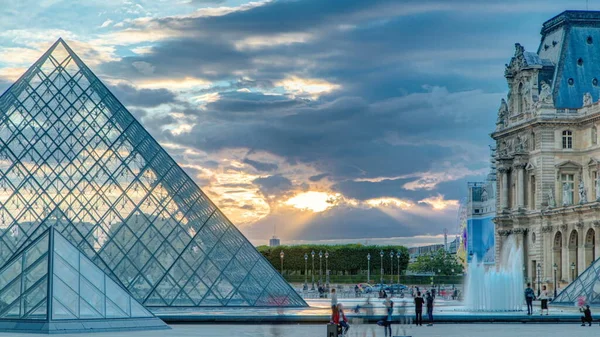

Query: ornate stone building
left=492, top=11, right=600, bottom=291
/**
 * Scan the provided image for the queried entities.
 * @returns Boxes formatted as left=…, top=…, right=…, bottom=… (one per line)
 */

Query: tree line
left=257, top=244, right=410, bottom=278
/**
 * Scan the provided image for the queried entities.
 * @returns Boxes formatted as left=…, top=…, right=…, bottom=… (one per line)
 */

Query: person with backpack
left=524, top=283, right=535, bottom=315
left=414, top=291, right=424, bottom=326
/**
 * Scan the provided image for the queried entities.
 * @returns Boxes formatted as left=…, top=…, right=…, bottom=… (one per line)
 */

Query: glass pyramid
left=0, top=39, right=305, bottom=308
left=0, top=226, right=167, bottom=333
left=553, top=260, right=600, bottom=306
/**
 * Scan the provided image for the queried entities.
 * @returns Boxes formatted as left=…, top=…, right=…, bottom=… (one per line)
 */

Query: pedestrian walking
left=331, top=288, right=337, bottom=310
left=426, top=291, right=434, bottom=326
left=539, top=285, right=549, bottom=315
left=524, top=283, right=535, bottom=315
left=382, top=297, right=394, bottom=337
left=414, top=291, right=424, bottom=326
left=580, top=305, right=593, bottom=327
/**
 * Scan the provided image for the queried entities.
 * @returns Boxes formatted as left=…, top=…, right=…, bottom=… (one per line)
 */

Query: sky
left=0, top=0, right=595, bottom=247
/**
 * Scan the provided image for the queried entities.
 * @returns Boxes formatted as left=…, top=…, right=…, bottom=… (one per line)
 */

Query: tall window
left=593, top=126, right=598, bottom=145
left=517, top=83, right=524, bottom=113
left=562, top=130, right=573, bottom=149
left=531, top=132, right=535, bottom=150
left=561, top=173, right=574, bottom=205
left=595, top=171, right=598, bottom=200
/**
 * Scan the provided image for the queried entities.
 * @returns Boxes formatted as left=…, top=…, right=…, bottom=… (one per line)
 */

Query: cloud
left=108, top=83, right=176, bottom=108
left=243, top=158, right=278, bottom=172
left=99, top=19, right=113, bottom=28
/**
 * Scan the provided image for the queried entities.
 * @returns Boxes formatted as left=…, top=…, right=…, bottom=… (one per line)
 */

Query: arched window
left=562, top=130, right=573, bottom=149
left=593, top=126, right=598, bottom=145
left=517, top=82, right=524, bottom=113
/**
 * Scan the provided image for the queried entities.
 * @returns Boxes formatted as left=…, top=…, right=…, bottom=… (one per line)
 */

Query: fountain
left=465, top=235, right=523, bottom=311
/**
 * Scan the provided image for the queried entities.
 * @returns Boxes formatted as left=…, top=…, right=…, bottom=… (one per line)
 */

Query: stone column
left=516, top=164, right=526, bottom=209
left=499, top=167, right=509, bottom=209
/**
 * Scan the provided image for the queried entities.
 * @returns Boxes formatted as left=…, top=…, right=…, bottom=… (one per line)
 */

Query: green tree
left=408, top=248, right=463, bottom=275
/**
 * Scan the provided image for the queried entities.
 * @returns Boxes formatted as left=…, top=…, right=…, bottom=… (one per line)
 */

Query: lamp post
left=319, top=250, right=323, bottom=285
left=367, top=253, right=371, bottom=283
left=379, top=250, right=384, bottom=286
left=280, top=251, right=284, bottom=275
left=311, top=250, right=315, bottom=290
left=553, top=263, right=558, bottom=298
left=536, top=263, right=541, bottom=297
left=571, top=262, right=575, bottom=282
left=304, top=253, right=308, bottom=291
left=389, top=251, right=394, bottom=284
left=396, top=251, right=401, bottom=285
left=325, top=251, right=329, bottom=289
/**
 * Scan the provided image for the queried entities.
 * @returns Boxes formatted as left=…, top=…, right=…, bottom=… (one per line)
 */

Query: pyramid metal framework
left=553, top=258, right=600, bottom=306
left=0, top=226, right=167, bottom=333
left=0, top=39, right=306, bottom=308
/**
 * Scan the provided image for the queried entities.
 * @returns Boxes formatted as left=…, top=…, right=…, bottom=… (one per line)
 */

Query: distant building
left=467, top=181, right=496, bottom=264
left=269, top=236, right=281, bottom=247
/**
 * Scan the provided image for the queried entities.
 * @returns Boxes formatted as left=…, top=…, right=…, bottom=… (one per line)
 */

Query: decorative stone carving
left=497, top=229, right=512, bottom=236
left=539, top=80, right=553, bottom=105
left=512, top=228, right=528, bottom=235
left=584, top=92, right=593, bottom=107
left=481, top=187, right=488, bottom=202
left=593, top=221, right=600, bottom=228
left=576, top=221, right=585, bottom=229
left=563, top=182, right=571, bottom=206
left=579, top=180, right=588, bottom=204
left=547, top=189, right=556, bottom=208
left=541, top=225, right=554, bottom=233
left=560, top=224, right=568, bottom=231
left=515, top=136, right=529, bottom=153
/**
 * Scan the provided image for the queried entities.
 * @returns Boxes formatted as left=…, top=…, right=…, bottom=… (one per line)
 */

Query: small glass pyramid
left=0, top=226, right=168, bottom=333
left=0, top=38, right=305, bottom=308
left=553, top=260, right=600, bottom=306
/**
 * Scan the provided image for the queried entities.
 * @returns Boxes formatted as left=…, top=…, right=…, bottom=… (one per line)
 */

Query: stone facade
left=492, top=11, right=600, bottom=292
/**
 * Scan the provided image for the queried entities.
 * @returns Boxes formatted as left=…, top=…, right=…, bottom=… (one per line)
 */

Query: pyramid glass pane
left=51, top=230, right=153, bottom=320
left=554, top=258, right=600, bottom=305
left=0, top=39, right=306, bottom=308
left=0, top=232, right=49, bottom=320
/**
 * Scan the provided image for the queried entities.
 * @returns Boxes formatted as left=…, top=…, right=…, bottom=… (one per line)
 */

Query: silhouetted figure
left=414, top=291, right=424, bottom=326
left=524, top=283, right=535, bottom=315
left=581, top=305, right=593, bottom=327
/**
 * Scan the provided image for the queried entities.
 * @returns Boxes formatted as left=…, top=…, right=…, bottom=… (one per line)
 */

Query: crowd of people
left=328, top=285, right=439, bottom=336
left=325, top=281, right=600, bottom=336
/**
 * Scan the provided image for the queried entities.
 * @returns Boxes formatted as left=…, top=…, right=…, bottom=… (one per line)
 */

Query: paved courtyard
left=0, top=323, right=597, bottom=337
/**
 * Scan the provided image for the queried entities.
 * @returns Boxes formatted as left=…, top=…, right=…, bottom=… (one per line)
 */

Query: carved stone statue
left=562, top=182, right=571, bottom=206
left=547, top=189, right=555, bottom=208
left=481, top=188, right=488, bottom=202
left=539, top=80, right=553, bottom=105
left=579, top=180, right=588, bottom=204
left=507, top=87, right=513, bottom=113
left=522, top=81, right=533, bottom=112
left=497, top=99, right=508, bottom=125
left=584, top=92, right=593, bottom=107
